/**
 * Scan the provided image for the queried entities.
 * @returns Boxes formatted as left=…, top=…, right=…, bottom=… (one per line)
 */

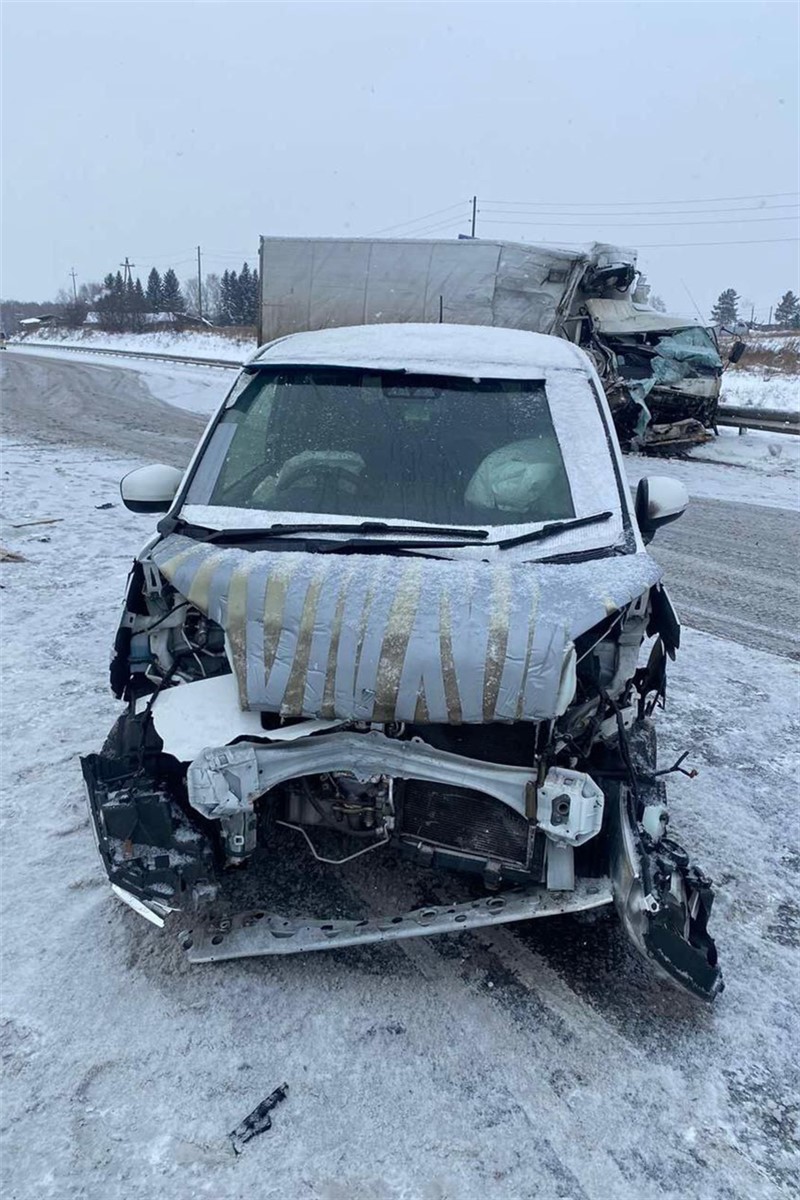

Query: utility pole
left=197, top=245, right=203, bottom=320
left=120, top=257, right=135, bottom=285
left=768, top=306, right=773, bottom=326
left=471, top=195, right=477, bottom=239
left=69, top=268, right=78, bottom=303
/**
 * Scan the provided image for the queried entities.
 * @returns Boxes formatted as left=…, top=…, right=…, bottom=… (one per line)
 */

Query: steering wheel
left=273, top=459, right=364, bottom=500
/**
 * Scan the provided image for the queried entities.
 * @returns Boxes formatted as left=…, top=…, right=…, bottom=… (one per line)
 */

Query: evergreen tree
left=96, top=271, right=126, bottom=331
left=774, top=290, right=800, bottom=329
left=217, top=270, right=231, bottom=324
left=146, top=268, right=163, bottom=312
left=219, top=269, right=238, bottom=325
left=226, top=269, right=238, bottom=323
left=650, top=294, right=667, bottom=313
left=131, top=277, right=147, bottom=330
left=225, top=262, right=259, bottom=325
left=238, top=263, right=251, bottom=325
left=229, top=270, right=242, bottom=324
left=710, top=288, right=739, bottom=326
left=247, top=265, right=259, bottom=325
left=161, top=268, right=186, bottom=313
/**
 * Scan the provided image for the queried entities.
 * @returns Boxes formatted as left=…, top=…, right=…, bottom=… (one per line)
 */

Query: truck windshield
left=187, top=367, right=575, bottom=527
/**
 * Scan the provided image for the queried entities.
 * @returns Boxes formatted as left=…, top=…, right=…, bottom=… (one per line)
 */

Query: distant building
left=18, top=314, right=57, bottom=330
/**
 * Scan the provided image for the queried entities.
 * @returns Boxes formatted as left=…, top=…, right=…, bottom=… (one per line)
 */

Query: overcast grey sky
left=2, top=1, right=798, bottom=319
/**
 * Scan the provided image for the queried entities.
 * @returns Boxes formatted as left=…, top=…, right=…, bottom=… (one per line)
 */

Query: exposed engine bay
left=82, top=554, right=721, bottom=1000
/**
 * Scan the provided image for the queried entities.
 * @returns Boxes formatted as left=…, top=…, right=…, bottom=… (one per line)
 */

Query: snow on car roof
left=251, top=323, right=591, bottom=379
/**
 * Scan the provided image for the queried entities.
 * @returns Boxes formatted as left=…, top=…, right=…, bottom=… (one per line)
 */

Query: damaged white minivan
left=82, top=323, right=722, bottom=1000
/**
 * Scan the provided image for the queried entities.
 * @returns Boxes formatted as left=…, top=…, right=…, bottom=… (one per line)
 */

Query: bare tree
left=183, top=272, right=222, bottom=322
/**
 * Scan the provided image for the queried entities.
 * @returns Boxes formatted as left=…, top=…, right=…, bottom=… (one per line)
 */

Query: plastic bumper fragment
left=609, top=783, right=723, bottom=1001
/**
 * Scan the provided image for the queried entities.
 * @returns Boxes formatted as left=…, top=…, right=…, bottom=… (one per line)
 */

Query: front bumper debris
left=608, top=781, right=723, bottom=1001
left=180, top=878, right=613, bottom=962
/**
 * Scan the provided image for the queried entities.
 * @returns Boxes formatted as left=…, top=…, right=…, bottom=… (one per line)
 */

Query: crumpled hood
left=150, top=534, right=661, bottom=724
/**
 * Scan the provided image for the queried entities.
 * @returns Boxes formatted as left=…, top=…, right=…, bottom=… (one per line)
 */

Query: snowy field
left=1, top=438, right=799, bottom=1200
left=721, top=336, right=799, bottom=413
left=10, top=326, right=253, bottom=362
left=721, top=369, right=798, bottom=413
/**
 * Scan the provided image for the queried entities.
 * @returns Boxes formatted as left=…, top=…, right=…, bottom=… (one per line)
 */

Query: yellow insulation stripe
left=281, top=566, right=325, bottom=715
left=372, top=560, right=424, bottom=723
left=484, top=563, right=512, bottom=722
left=438, top=591, right=463, bottom=725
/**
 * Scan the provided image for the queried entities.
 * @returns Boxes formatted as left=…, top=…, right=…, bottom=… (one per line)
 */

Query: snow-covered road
left=1, top=352, right=798, bottom=1199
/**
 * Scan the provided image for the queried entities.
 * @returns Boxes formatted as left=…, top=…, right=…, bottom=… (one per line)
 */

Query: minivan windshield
left=187, top=367, right=575, bottom=528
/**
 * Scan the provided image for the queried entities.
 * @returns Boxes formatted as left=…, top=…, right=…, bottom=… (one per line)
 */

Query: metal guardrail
left=10, top=341, right=800, bottom=435
left=715, top=406, right=800, bottom=436
left=8, top=341, right=242, bottom=369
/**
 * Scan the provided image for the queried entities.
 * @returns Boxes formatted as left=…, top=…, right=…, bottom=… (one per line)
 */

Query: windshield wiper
left=202, top=520, right=490, bottom=544
left=162, top=513, right=613, bottom=556
left=492, top=511, right=613, bottom=551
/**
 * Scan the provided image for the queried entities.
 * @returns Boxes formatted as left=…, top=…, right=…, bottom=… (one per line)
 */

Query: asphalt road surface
left=3, top=350, right=797, bottom=659
left=0, top=350, right=208, bottom=464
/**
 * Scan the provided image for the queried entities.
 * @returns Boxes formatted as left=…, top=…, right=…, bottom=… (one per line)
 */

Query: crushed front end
left=584, top=305, right=725, bottom=453
left=82, top=539, right=722, bottom=1000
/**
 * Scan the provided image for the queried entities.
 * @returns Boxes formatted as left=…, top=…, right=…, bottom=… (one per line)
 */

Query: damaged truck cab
left=583, top=298, right=725, bottom=452
left=82, top=323, right=722, bottom=1000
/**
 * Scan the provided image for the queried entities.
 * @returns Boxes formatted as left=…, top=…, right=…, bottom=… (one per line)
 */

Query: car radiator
left=399, top=781, right=536, bottom=870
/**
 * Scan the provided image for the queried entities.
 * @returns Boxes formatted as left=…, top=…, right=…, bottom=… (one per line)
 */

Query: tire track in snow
left=342, top=863, right=789, bottom=1200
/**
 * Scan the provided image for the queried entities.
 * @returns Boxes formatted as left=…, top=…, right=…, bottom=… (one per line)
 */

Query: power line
left=521, top=236, right=799, bottom=249
left=395, top=216, right=471, bottom=238
left=638, top=236, right=800, bottom=248
left=368, top=200, right=469, bottom=236
left=129, top=247, right=197, bottom=264
left=481, top=215, right=798, bottom=229
left=481, top=202, right=799, bottom=218
left=481, top=190, right=799, bottom=207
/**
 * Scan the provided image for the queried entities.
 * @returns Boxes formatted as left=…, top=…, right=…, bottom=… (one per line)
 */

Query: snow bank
left=10, top=325, right=253, bottom=361
left=126, top=361, right=237, bottom=416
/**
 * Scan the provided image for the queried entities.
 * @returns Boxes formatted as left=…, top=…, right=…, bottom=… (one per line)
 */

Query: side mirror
left=120, top=464, right=183, bottom=513
left=728, top=340, right=746, bottom=364
left=635, top=475, right=689, bottom=543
